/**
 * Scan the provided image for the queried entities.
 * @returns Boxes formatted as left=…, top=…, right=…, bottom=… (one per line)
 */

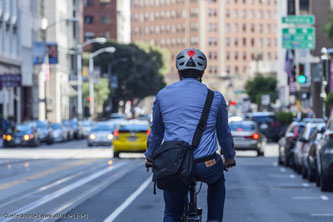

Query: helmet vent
left=185, top=57, right=196, bottom=67
left=179, top=62, right=185, bottom=66
left=177, top=55, right=185, bottom=60
left=197, top=62, right=203, bottom=66
left=198, top=56, right=206, bottom=61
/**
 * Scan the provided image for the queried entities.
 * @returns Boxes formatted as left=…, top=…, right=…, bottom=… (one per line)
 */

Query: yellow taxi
left=113, top=120, right=150, bottom=158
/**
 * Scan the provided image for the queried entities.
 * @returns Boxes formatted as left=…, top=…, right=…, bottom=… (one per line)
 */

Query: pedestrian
left=145, top=48, right=236, bottom=222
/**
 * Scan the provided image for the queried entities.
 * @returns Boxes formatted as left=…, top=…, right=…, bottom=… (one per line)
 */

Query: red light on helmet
left=187, top=50, right=196, bottom=57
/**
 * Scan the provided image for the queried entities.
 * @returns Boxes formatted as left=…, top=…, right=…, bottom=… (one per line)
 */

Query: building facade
left=131, top=0, right=278, bottom=100
left=40, top=0, right=79, bottom=122
left=0, top=0, right=21, bottom=122
left=83, top=0, right=118, bottom=41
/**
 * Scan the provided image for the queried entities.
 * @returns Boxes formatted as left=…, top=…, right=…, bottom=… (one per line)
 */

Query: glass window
left=100, top=15, right=110, bottom=24
left=242, top=10, right=246, bottom=18
left=250, top=10, right=254, bottom=19
left=234, top=23, right=238, bottom=32
left=234, top=37, right=238, bottom=46
left=266, top=11, right=270, bottom=19
left=226, top=9, right=230, bottom=18
left=259, top=24, right=263, bottom=33
left=84, top=15, right=94, bottom=24
left=258, top=10, right=263, bottom=19
left=234, top=10, right=238, bottom=18
left=100, top=0, right=111, bottom=5
left=251, top=24, right=255, bottom=32
left=242, top=24, right=246, bottom=32
left=226, top=37, right=230, bottom=46
left=251, top=38, right=255, bottom=46
left=243, top=52, right=247, bottom=59
left=84, top=0, right=94, bottom=6
left=266, top=24, right=271, bottom=33
left=226, top=51, right=230, bottom=60
left=226, top=23, right=230, bottom=32
left=267, top=38, right=271, bottom=47
left=243, top=38, right=246, bottom=46
left=229, top=122, right=256, bottom=131
left=234, top=52, right=238, bottom=60
left=258, top=38, right=263, bottom=47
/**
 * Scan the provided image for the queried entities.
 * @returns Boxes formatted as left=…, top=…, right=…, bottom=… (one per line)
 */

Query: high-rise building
left=0, top=0, right=22, bottom=122
left=131, top=0, right=279, bottom=97
left=83, top=0, right=130, bottom=43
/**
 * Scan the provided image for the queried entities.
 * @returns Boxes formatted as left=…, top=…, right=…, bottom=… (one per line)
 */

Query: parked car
left=50, top=123, right=67, bottom=142
left=278, top=121, right=306, bottom=166
left=245, top=112, right=281, bottom=142
left=113, top=120, right=150, bottom=158
left=293, top=120, right=325, bottom=175
left=87, top=122, right=117, bottom=147
left=3, top=124, right=40, bottom=147
left=62, top=120, right=74, bottom=140
left=229, top=120, right=265, bottom=156
left=315, top=116, right=333, bottom=191
left=81, top=120, right=93, bottom=138
left=305, top=125, right=326, bottom=182
left=28, top=120, right=54, bottom=145
left=69, top=119, right=84, bottom=139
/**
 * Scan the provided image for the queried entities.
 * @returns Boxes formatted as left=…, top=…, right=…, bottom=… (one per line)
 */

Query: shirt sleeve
left=145, top=94, right=165, bottom=160
left=216, top=93, right=236, bottom=159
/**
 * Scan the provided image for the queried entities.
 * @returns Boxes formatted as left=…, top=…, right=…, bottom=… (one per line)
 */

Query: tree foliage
left=245, top=74, right=278, bottom=108
left=82, top=78, right=110, bottom=117
left=323, top=9, right=333, bottom=43
left=91, top=41, right=167, bottom=112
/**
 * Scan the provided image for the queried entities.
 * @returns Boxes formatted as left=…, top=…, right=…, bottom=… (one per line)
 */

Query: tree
left=82, top=78, right=110, bottom=118
left=323, top=9, right=333, bottom=42
left=91, top=41, right=167, bottom=113
left=245, top=74, right=278, bottom=109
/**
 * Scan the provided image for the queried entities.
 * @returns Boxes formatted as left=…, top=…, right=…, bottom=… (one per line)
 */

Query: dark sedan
left=28, top=120, right=54, bottom=144
left=3, top=124, right=40, bottom=147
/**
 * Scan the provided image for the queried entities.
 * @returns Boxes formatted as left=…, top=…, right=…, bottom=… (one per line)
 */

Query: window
left=100, top=15, right=110, bottom=24
left=243, top=0, right=246, bottom=3
left=234, top=23, right=238, bottom=32
left=234, top=10, right=238, bottom=18
left=266, top=24, right=271, bottom=33
left=242, top=10, right=246, bottom=18
left=235, top=66, right=239, bottom=74
left=258, top=38, right=263, bottom=47
left=84, top=15, right=94, bottom=24
left=242, top=24, right=246, bottom=32
left=250, top=10, right=254, bottom=19
left=242, top=52, right=247, bottom=60
left=243, top=66, right=247, bottom=73
left=242, top=38, right=246, bottom=46
left=84, top=0, right=94, bottom=6
left=226, top=9, right=230, bottom=18
left=250, top=0, right=254, bottom=4
left=226, top=66, right=230, bottom=74
left=234, top=37, right=238, bottom=46
left=251, top=38, right=255, bottom=46
left=258, top=10, right=263, bottom=19
left=234, top=52, right=238, bottom=60
left=226, top=23, right=230, bottom=32
left=266, top=11, right=270, bottom=19
left=226, top=51, right=230, bottom=60
left=266, top=38, right=271, bottom=47
left=226, top=37, right=230, bottom=46
left=251, top=24, right=255, bottom=32
left=267, top=52, right=271, bottom=60
left=100, top=0, right=111, bottom=5
left=259, top=24, right=263, bottom=33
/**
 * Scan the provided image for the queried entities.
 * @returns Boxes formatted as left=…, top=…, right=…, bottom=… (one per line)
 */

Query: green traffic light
left=297, top=75, right=306, bottom=84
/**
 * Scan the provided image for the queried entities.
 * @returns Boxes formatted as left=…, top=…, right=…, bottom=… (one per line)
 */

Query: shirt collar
left=181, top=78, right=199, bottom=82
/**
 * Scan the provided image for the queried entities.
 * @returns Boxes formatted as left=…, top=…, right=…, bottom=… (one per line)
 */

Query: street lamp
left=76, top=37, right=107, bottom=120
left=89, top=47, right=116, bottom=119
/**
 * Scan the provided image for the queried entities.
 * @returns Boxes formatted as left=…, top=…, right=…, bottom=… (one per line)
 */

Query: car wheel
left=278, top=154, right=283, bottom=165
left=315, top=170, right=321, bottom=187
left=88, top=143, right=93, bottom=147
left=114, top=151, right=120, bottom=158
left=302, top=167, right=308, bottom=179
left=321, top=177, right=333, bottom=192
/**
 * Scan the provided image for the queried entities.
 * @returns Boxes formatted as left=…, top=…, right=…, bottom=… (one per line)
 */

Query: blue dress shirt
left=145, top=78, right=235, bottom=160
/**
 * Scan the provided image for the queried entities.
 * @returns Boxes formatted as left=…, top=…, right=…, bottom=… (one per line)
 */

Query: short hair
left=179, top=69, right=203, bottom=78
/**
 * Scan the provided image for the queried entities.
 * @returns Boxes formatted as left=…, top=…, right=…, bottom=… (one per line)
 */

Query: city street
left=0, top=142, right=332, bottom=222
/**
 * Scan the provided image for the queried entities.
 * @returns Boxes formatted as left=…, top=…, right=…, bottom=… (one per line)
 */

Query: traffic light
left=229, top=101, right=236, bottom=106
left=88, top=97, right=92, bottom=102
left=297, top=64, right=307, bottom=84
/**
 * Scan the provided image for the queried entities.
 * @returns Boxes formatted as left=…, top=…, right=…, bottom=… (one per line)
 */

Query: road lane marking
left=321, top=195, right=329, bottom=201
left=311, top=214, right=333, bottom=217
left=0, top=160, right=129, bottom=222
left=292, top=196, right=321, bottom=200
left=0, top=161, right=106, bottom=209
left=0, top=159, right=96, bottom=191
left=104, top=175, right=153, bottom=222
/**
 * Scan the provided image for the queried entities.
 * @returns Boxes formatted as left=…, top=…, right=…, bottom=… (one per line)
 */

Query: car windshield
left=17, top=125, right=30, bottom=132
left=229, top=122, right=256, bottom=131
left=119, top=124, right=148, bottom=132
left=51, top=124, right=62, bottom=130
left=251, top=116, right=274, bottom=124
left=92, top=125, right=114, bottom=132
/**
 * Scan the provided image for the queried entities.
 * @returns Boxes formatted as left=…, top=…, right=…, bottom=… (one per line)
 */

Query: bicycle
left=183, top=182, right=203, bottom=222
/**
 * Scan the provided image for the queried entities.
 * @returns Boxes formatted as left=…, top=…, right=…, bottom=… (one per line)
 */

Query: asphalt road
left=0, top=140, right=332, bottom=222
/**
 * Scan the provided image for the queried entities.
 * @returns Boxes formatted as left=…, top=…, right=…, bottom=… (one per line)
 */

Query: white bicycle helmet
left=176, top=48, right=207, bottom=72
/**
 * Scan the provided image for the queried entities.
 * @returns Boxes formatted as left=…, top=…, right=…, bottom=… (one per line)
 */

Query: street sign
left=282, top=15, right=315, bottom=25
left=282, top=27, right=315, bottom=49
left=261, top=94, right=270, bottom=106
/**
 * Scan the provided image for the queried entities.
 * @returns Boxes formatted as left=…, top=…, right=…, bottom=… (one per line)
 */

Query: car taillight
left=272, top=122, right=280, bottom=127
left=114, top=130, right=119, bottom=137
left=30, top=134, right=34, bottom=139
left=330, top=164, right=333, bottom=171
left=147, top=129, right=151, bottom=136
left=252, top=133, right=260, bottom=140
left=329, top=133, right=333, bottom=139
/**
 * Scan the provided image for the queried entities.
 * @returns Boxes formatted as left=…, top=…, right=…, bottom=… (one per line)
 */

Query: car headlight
left=24, top=135, right=30, bottom=141
left=89, top=134, right=96, bottom=140
left=324, top=149, right=333, bottom=154
left=107, top=134, right=113, bottom=140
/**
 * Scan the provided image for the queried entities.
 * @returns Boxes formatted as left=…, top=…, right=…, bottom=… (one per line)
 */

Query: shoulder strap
left=191, top=89, right=214, bottom=149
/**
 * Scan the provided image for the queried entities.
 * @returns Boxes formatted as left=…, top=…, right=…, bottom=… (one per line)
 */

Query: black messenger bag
left=151, top=89, right=214, bottom=193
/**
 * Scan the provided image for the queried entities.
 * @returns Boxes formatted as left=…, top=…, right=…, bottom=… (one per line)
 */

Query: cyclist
left=145, top=48, right=236, bottom=222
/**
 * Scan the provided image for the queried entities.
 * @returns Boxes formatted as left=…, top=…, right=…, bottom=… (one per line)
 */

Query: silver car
left=230, top=120, right=265, bottom=156
left=87, top=122, right=117, bottom=147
